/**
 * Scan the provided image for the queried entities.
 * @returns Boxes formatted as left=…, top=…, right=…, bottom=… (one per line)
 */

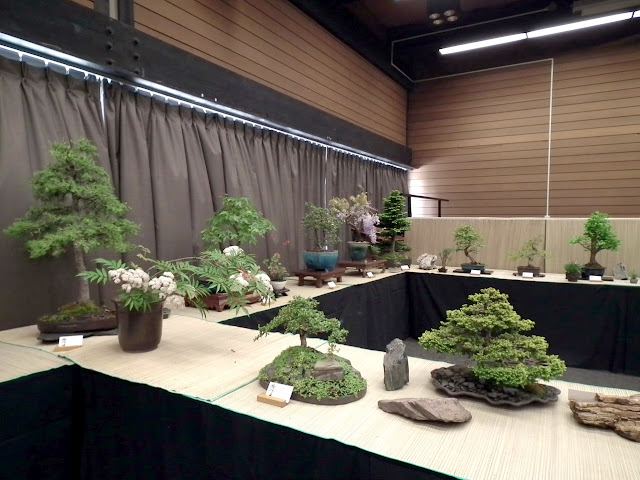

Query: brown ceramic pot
left=114, top=301, right=164, bottom=352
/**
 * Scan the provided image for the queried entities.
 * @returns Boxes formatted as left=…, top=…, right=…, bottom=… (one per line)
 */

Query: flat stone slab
left=378, top=398, right=471, bottom=423
left=569, top=390, right=640, bottom=442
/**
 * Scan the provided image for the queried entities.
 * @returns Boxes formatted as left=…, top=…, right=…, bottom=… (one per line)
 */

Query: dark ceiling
left=289, top=0, right=640, bottom=87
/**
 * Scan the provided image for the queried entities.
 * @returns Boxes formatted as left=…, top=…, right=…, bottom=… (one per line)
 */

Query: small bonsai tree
left=453, top=225, right=485, bottom=265
left=569, top=211, right=621, bottom=269
left=4, top=139, right=139, bottom=307
left=419, top=287, right=566, bottom=390
left=255, top=296, right=347, bottom=353
left=379, top=190, right=411, bottom=254
left=301, top=202, right=342, bottom=251
left=439, top=247, right=455, bottom=268
left=202, top=196, right=275, bottom=250
left=509, top=236, right=547, bottom=268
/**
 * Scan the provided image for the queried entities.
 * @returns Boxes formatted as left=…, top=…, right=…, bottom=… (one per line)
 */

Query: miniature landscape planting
left=419, top=287, right=566, bottom=406
left=255, top=296, right=367, bottom=405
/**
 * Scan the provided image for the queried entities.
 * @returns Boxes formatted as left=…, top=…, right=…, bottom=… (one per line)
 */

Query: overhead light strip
left=439, top=10, right=637, bottom=55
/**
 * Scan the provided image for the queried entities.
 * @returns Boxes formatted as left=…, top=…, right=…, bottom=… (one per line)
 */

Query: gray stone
left=614, top=263, right=628, bottom=280
left=383, top=338, right=409, bottom=391
left=378, top=398, right=472, bottom=423
left=312, top=357, right=344, bottom=381
left=417, top=253, right=438, bottom=270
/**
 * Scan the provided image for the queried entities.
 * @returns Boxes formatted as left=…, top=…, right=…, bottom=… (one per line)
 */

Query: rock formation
left=378, top=398, right=471, bottom=423
left=569, top=390, right=640, bottom=442
left=383, top=338, right=409, bottom=391
left=417, top=253, right=437, bottom=270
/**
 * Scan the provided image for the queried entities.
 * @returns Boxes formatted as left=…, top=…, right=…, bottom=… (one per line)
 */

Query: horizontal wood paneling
left=409, top=43, right=640, bottom=218
left=133, top=0, right=407, bottom=145
left=70, top=0, right=93, bottom=8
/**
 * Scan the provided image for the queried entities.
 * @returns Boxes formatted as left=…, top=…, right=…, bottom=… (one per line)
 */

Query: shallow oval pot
left=517, top=266, right=541, bottom=277
left=461, top=263, right=485, bottom=273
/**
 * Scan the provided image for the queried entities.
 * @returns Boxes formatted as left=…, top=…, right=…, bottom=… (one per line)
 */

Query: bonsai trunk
left=73, top=244, right=91, bottom=304
left=465, top=248, right=476, bottom=264
left=390, top=235, right=397, bottom=253
left=589, top=248, right=598, bottom=266
left=300, top=331, right=308, bottom=348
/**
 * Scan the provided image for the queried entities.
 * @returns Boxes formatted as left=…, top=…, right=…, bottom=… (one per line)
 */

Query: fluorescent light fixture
left=439, top=33, right=526, bottom=55
left=634, top=10, right=640, bottom=18
left=527, top=11, right=633, bottom=38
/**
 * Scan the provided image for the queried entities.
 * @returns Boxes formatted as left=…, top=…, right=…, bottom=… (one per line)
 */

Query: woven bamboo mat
left=213, top=343, right=640, bottom=480
left=0, top=341, right=72, bottom=382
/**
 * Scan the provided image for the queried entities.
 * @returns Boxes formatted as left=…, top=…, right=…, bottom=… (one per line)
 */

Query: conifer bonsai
left=419, top=287, right=566, bottom=406
left=4, top=139, right=139, bottom=324
left=379, top=190, right=411, bottom=265
left=453, top=225, right=485, bottom=271
left=255, top=296, right=366, bottom=404
left=569, top=211, right=620, bottom=274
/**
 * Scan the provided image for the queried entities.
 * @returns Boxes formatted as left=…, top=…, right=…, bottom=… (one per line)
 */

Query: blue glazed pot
left=348, top=242, right=369, bottom=261
left=303, top=250, right=339, bottom=271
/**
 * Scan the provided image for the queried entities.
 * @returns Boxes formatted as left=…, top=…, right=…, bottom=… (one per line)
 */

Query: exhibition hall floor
left=1, top=270, right=639, bottom=480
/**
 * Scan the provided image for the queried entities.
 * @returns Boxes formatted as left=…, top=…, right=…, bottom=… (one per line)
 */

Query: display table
left=293, top=267, right=346, bottom=287
left=338, top=259, right=387, bottom=277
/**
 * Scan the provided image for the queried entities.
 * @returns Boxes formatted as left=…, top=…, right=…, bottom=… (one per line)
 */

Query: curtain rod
left=0, top=34, right=409, bottom=172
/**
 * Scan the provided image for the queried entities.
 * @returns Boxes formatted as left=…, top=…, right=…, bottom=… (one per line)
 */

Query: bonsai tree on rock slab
left=570, top=211, right=620, bottom=275
left=419, top=287, right=566, bottom=406
left=4, top=139, right=139, bottom=328
left=255, top=296, right=366, bottom=405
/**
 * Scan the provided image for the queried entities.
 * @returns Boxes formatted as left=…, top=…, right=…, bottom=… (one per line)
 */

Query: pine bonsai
left=379, top=190, right=411, bottom=255
left=201, top=196, right=275, bottom=250
left=419, top=287, right=566, bottom=390
left=453, top=225, right=485, bottom=265
left=4, top=139, right=139, bottom=307
left=569, top=211, right=621, bottom=269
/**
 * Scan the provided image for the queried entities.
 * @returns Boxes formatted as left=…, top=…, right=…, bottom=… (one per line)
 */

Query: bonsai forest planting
left=569, top=211, right=621, bottom=273
left=255, top=296, right=366, bottom=404
left=4, top=139, right=139, bottom=325
left=419, top=287, right=566, bottom=406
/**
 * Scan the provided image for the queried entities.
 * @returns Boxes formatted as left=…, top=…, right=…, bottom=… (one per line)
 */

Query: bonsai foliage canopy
left=4, top=138, right=139, bottom=304
left=379, top=190, right=411, bottom=253
left=202, top=196, right=275, bottom=250
left=453, top=225, right=484, bottom=265
left=419, top=287, right=566, bottom=389
left=569, top=211, right=621, bottom=268
left=255, top=296, right=347, bottom=354
left=301, top=202, right=342, bottom=251
left=509, top=236, right=547, bottom=267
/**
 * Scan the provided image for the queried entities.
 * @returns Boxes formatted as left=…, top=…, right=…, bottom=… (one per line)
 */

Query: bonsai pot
left=438, top=267, right=448, bottom=273
left=37, top=311, right=117, bottom=334
left=566, top=273, right=580, bottom=282
left=303, top=250, right=339, bottom=271
left=114, top=301, right=164, bottom=352
left=386, top=257, right=412, bottom=268
left=581, top=266, right=605, bottom=279
left=630, top=278, right=638, bottom=284
left=271, top=280, right=287, bottom=291
left=200, top=292, right=261, bottom=312
left=347, top=241, right=369, bottom=262
left=461, top=263, right=485, bottom=273
left=517, top=266, right=541, bottom=277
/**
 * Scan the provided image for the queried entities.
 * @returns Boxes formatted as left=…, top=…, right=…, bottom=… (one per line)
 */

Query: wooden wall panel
left=408, top=43, right=640, bottom=218
left=70, top=0, right=93, bottom=8
left=132, top=0, right=407, bottom=145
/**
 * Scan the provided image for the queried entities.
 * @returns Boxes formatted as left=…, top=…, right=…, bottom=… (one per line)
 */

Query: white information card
left=470, top=269, right=482, bottom=275
left=400, top=265, right=410, bottom=270
left=266, top=382, right=294, bottom=403
left=327, top=281, right=337, bottom=289
left=366, top=271, right=374, bottom=278
left=589, top=275, right=603, bottom=282
left=522, top=271, right=534, bottom=278
left=58, top=335, right=84, bottom=347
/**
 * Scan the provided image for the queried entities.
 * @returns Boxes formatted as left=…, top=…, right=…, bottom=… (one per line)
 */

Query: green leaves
left=301, top=203, right=342, bottom=250
left=379, top=190, right=411, bottom=242
left=508, top=235, right=547, bottom=267
left=453, top=225, right=485, bottom=264
left=569, top=212, right=621, bottom=265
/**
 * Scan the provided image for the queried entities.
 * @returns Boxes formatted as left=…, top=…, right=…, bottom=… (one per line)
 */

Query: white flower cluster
left=109, top=268, right=150, bottom=293
left=255, top=273, right=273, bottom=292
left=223, top=245, right=244, bottom=256
left=149, top=272, right=177, bottom=299
left=230, top=272, right=250, bottom=287
left=164, top=294, right=185, bottom=310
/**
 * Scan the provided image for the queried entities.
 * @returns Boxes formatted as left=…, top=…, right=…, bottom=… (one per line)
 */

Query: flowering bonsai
left=201, top=196, right=275, bottom=250
left=264, top=252, right=288, bottom=281
left=4, top=139, right=139, bottom=327
left=509, top=236, right=547, bottom=276
left=419, top=287, right=566, bottom=406
left=255, top=296, right=366, bottom=404
left=569, top=211, right=620, bottom=275
left=329, top=190, right=379, bottom=243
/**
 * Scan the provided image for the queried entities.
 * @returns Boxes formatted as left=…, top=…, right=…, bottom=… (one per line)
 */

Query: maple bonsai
left=569, top=211, right=620, bottom=272
left=4, top=139, right=139, bottom=321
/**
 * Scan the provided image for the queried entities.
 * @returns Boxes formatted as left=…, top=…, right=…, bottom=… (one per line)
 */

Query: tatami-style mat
left=0, top=341, right=72, bottom=382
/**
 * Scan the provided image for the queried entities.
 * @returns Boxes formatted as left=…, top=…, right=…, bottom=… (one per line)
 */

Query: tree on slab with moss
left=569, top=211, right=621, bottom=269
left=255, top=296, right=347, bottom=354
left=379, top=190, right=411, bottom=254
left=419, top=287, right=566, bottom=389
left=4, top=139, right=139, bottom=305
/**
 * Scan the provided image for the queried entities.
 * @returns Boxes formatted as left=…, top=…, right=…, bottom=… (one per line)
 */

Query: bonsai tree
left=202, top=196, right=275, bottom=250
left=453, top=225, right=484, bottom=265
left=419, top=288, right=566, bottom=390
left=4, top=139, right=139, bottom=311
left=509, top=236, right=547, bottom=269
left=301, top=202, right=342, bottom=251
left=255, top=296, right=347, bottom=353
left=438, top=247, right=455, bottom=271
left=569, top=211, right=621, bottom=269
left=379, top=190, right=411, bottom=254
left=329, top=190, right=379, bottom=243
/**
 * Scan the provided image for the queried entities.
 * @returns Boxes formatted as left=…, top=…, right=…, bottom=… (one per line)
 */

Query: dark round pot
left=303, top=250, right=339, bottom=271
left=517, top=266, right=541, bottom=277
left=581, top=266, right=605, bottom=279
left=438, top=267, right=448, bottom=273
left=566, top=273, right=580, bottom=282
left=347, top=241, right=369, bottom=261
left=114, top=301, right=164, bottom=352
left=461, top=263, right=485, bottom=273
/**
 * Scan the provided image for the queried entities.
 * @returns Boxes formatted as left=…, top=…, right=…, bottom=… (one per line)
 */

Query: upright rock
left=614, top=263, right=628, bottom=280
left=417, top=253, right=437, bottom=270
left=383, top=338, right=409, bottom=391
left=378, top=398, right=472, bottom=423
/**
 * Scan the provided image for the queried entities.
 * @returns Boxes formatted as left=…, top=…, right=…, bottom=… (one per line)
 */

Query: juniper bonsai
left=4, top=139, right=139, bottom=306
left=419, top=287, right=566, bottom=390
left=379, top=190, right=411, bottom=255
left=569, top=211, right=620, bottom=269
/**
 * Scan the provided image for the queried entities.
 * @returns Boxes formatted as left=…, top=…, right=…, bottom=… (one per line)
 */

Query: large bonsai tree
left=379, top=190, right=411, bottom=254
left=569, top=211, right=620, bottom=269
left=453, top=225, right=484, bottom=265
left=4, top=139, right=139, bottom=305
left=201, top=196, right=274, bottom=250
left=255, top=296, right=347, bottom=353
left=301, top=202, right=342, bottom=251
left=419, top=287, right=566, bottom=389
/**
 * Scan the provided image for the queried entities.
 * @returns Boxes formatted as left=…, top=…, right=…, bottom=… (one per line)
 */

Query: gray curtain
left=0, top=57, right=106, bottom=328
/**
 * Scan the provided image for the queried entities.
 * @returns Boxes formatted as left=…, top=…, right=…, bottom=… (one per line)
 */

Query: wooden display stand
left=293, top=268, right=346, bottom=288
left=338, top=259, right=386, bottom=277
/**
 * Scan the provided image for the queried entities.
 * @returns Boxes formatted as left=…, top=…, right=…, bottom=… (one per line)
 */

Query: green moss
left=39, top=302, right=108, bottom=323
left=259, top=346, right=367, bottom=401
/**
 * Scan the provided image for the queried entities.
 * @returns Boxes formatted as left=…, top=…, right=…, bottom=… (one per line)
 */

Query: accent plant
left=263, top=252, right=288, bottom=282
